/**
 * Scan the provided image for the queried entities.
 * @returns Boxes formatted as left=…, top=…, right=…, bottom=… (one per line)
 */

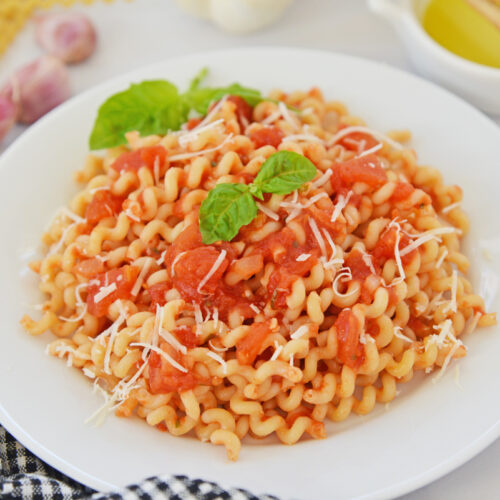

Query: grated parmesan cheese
left=206, top=351, right=227, bottom=375
left=278, top=101, right=299, bottom=131
left=193, top=303, right=203, bottom=336
left=256, top=202, right=280, bottom=221
left=283, top=133, right=324, bottom=144
left=131, top=260, right=152, bottom=297
left=291, top=325, right=309, bottom=340
left=169, top=133, right=233, bottom=162
left=94, top=283, right=117, bottom=304
left=308, top=218, right=326, bottom=256
left=296, top=253, right=311, bottom=262
left=311, top=169, right=332, bottom=189
left=171, top=251, right=187, bottom=277
left=156, top=249, right=167, bottom=266
left=358, top=142, right=383, bottom=158
left=330, top=191, right=352, bottom=223
left=159, top=328, right=187, bottom=355
left=131, top=342, right=188, bottom=373
left=197, top=249, right=227, bottom=293
left=441, top=202, right=461, bottom=214
left=327, top=125, right=404, bottom=150
left=178, top=118, right=225, bottom=148
left=435, top=248, right=448, bottom=268
left=393, top=326, right=414, bottom=343
left=59, top=304, right=87, bottom=323
left=250, top=304, right=260, bottom=314
left=270, top=341, right=283, bottom=361
left=393, top=230, right=406, bottom=284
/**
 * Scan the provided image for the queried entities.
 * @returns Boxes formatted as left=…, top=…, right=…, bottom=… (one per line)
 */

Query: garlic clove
left=35, top=11, right=97, bottom=64
left=2, top=56, right=71, bottom=125
left=0, top=94, right=17, bottom=143
left=209, top=0, right=294, bottom=34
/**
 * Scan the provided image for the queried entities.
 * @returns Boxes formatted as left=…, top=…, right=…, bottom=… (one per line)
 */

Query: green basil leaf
left=188, top=67, right=209, bottom=91
left=253, top=151, right=317, bottom=195
left=199, top=183, right=257, bottom=244
left=89, top=80, right=185, bottom=150
left=183, top=83, right=263, bottom=115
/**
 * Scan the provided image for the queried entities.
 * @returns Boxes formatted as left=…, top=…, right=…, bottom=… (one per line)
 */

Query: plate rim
left=1, top=46, right=499, bottom=500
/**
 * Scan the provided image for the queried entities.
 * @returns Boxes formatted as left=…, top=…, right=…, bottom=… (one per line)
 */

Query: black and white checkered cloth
left=0, top=425, right=278, bottom=500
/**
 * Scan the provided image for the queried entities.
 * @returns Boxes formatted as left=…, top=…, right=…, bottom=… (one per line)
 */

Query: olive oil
left=423, top=0, right=500, bottom=69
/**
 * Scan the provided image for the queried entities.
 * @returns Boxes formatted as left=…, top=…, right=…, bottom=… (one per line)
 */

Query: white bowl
left=368, top=0, right=500, bottom=115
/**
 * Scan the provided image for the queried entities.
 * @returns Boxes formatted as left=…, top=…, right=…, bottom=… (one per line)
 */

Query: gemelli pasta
left=21, top=85, right=496, bottom=461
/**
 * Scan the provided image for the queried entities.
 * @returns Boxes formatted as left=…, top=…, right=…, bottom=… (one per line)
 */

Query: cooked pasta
left=21, top=86, right=496, bottom=461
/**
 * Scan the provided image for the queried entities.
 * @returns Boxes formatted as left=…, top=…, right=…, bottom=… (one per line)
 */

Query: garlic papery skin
left=2, top=56, right=71, bottom=125
left=174, top=0, right=294, bottom=34
left=35, top=11, right=97, bottom=64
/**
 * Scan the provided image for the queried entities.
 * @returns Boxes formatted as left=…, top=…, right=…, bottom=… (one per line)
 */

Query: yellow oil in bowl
left=423, top=0, right=500, bottom=69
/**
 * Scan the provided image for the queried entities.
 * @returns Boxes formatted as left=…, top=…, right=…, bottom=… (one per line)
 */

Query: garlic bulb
left=174, top=0, right=294, bottom=34
left=0, top=95, right=16, bottom=143
left=2, top=56, right=71, bottom=124
left=35, top=11, right=97, bottom=63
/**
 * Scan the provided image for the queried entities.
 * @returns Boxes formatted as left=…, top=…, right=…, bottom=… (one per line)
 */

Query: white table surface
left=0, top=0, right=498, bottom=498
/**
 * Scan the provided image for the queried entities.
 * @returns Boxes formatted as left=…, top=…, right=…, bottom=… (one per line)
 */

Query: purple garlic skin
left=35, top=11, right=97, bottom=64
left=0, top=95, right=17, bottom=143
left=2, top=56, right=71, bottom=124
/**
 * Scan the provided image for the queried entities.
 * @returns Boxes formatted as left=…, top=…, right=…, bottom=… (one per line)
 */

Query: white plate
left=0, top=48, right=499, bottom=500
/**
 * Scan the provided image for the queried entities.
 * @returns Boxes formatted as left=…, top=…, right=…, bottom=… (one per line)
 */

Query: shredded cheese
left=171, top=251, right=187, bottom=277
left=311, top=169, right=332, bottom=189
left=261, top=109, right=282, bottom=125
left=197, top=249, right=227, bottom=293
left=441, top=202, right=461, bottom=214
left=206, top=351, right=227, bottom=375
left=131, top=260, right=152, bottom=297
left=278, top=101, right=299, bottom=131
left=393, top=326, right=414, bottom=343
left=327, top=125, right=404, bottom=150
left=156, top=249, right=167, bottom=266
left=435, top=248, right=448, bottom=268
left=208, top=339, right=228, bottom=352
left=159, top=329, right=187, bottom=355
left=296, top=253, right=311, bottom=262
left=256, top=202, right=280, bottom=221
left=270, top=341, right=283, bottom=361
left=330, top=191, right=352, bottom=223
left=291, top=325, right=309, bottom=340
left=124, top=209, right=141, bottom=223
left=358, top=142, right=383, bottom=158
left=443, top=270, right=458, bottom=313
left=93, top=283, right=117, bottom=304
left=169, top=133, right=233, bottom=162
left=193, top=303, right=203, bottom=336
left=283, top=133, right=324, bottom=144
left=250, top=304, right=260, bottom=314
left=432, top=342, right=461, bottom=384
left=393, top=230, right=406, bottom=284
left=178, top=118, right=225, bottom=147
left=131, top=342, right=188, bottom=373
left=308, top=218, right=326, bottom=256
left=59, top=304, right=87, bottom=323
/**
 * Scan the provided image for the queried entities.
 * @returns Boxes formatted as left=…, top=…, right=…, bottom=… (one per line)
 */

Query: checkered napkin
left=0, top=426, right=277, bottom=500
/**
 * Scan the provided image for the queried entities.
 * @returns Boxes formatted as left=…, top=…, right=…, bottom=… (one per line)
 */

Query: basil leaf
left=188, top=67, right=209, bottom=91
left=183, top=83, right=263, bottom=115
left=199, top=183, right=257, bottom=244
left=253, top=151, right=317, bottom=195
left=89, top=81, right=185, bottom=150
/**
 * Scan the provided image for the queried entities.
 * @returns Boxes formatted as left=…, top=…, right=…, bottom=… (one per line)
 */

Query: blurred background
left=0, top=0, right=498, bottom=498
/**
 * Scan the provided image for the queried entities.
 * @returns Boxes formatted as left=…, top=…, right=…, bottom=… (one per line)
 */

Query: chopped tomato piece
left=148, top=282, right=170, bottom=308
left=236, top=321, right=272, bottom=365
left=74, top=257, right=105, bottom=278
left=173, top=325, right=199, bottom=349
left=173, top=246, right=229, bottom=301
left=372, top=226, right=414, bottom=267
left=148, top=342, right=198, bottom=393
left=331, top=154, right=387, bottom=192
left=339, top=131, right=379, bottom=152
left=227, top=95, right=253, bottom=129
left=391, top=182, right=415, bottom=202
left=85, top=191, right=124, bottom=225
left=345, top=249, right=373, bottom=280
left=249, top=126, right=284, bottom=148
left=335, top=309, right=364, bottom=369
left=186, top=117, right=202, bottom=130
left=111, top=145, right=167, bottom=173
left=87, top=265, right=139, bottom=317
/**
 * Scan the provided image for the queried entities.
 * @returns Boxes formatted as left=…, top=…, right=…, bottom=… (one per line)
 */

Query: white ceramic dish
left=0, top=48, right=499, bottom=500
left=368, top=0, right=500, bottom=115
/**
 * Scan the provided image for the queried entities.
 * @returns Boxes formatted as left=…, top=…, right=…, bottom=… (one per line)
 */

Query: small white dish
left=368, top=0, right=500, bottom=115
left=0, top=48, right=499, bottom=500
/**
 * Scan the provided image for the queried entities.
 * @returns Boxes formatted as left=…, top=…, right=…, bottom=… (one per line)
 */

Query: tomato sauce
left=372, top=226, right=415, bottom=267
left=236, top=320, right=273, bottom=365
left=249, top=126, right=284, bottom=149
left=148, top=342, right=198, bottom=393
left=391, top=182, right=415, bottom=202
left=330, top=154, right=387, bottom=193
left=148, top=282, right=170, bottom=308
left=338, top=129, right=379, bottom=152
left=344, top=249, right=374, bottom=280
left=85, top=191, right=125, bottom=225
left=111, top=145, right=167, bottom=173
left=86, top=265, right=139, bottom=317
left=335, top=309, right=365, bottom=369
